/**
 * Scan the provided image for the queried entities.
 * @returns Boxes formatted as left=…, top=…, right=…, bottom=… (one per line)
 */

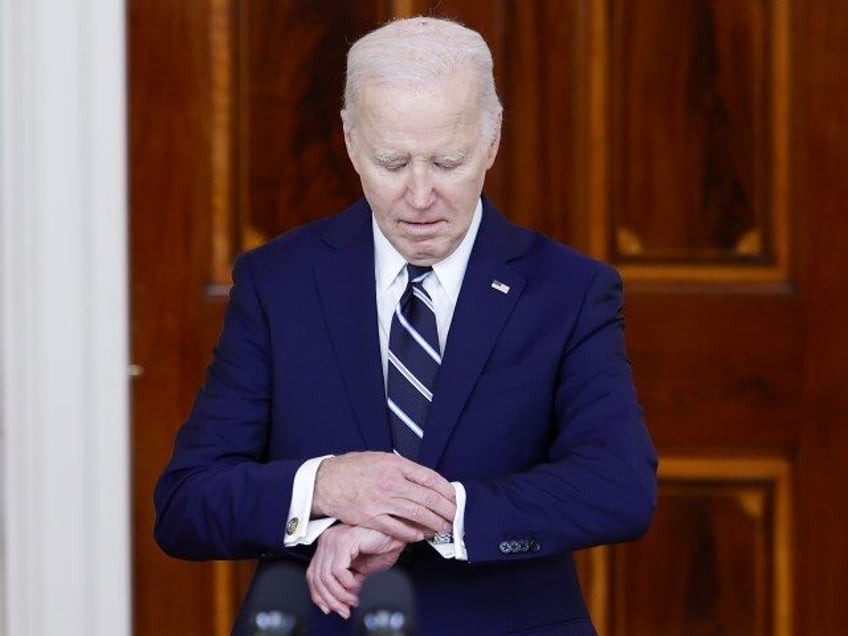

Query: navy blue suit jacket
left=154, top=197, right=657, bottom=635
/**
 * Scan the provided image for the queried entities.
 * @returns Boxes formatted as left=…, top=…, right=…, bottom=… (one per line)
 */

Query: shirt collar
left=373, top=198, right=483, bottom=302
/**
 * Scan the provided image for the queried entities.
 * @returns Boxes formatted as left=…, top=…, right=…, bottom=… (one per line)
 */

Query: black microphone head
left=355, top=569, right=416, bottom=636
left=245, top=560, right=309, bottom=636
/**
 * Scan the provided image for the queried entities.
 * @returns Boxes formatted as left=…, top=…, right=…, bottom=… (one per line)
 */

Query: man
left=155, top=17, right=657, bottom=636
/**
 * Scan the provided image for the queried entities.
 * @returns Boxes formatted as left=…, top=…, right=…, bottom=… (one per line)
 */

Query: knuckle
left=422, top=489, right=439, bottom=509
left=364, top=502, right=381, bottom=521
left=407, top=503, right=425, bottom=522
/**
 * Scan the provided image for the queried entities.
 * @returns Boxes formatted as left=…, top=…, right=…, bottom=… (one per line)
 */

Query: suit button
left=519, top=539, right=530, bottom=552
left=286, top=517, right=299, bottom=536
left=509, top=540, right=521, bottom=552
left=529, top=540, right=540, bottom=552
left=499, top=541, right=512, bottom=554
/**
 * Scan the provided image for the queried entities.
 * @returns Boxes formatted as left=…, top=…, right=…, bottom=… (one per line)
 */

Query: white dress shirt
left=284, top=199, right=484, bottom=560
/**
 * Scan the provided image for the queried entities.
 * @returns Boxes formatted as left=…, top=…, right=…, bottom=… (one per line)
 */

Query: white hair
left=343, top=17, right=503, bottom=143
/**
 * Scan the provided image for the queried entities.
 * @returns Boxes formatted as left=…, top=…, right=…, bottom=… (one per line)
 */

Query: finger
left=390, top=493, right=456, bottom=534
left=399, top=460, right=457, bottom=502
left=308, top=527, right=349, bottom=615
left=319, top=453, right=456, bottom=532
left=318, top=580, right=353, bottom=619
left=367, top=474, right=454, bottom=530
left=353, top=551, right=403, bottom=577
left=396, top=466, right=457, bottom=522
left=371, top=482, right=455, bottom=534
left=306, top=560, right=331, bottom=615
left=345, top=570, right=366, bottom=596
left=369, top=514, right=427, bottom=543
left=316, top=555, right=360, bottom=619
left=321, top=531, right=365, bottom=617
left=311, top=560, right=353, bottom=618
left=353, top=526, right=407, bottom=554
left=327, top=563, right=360, bottom=605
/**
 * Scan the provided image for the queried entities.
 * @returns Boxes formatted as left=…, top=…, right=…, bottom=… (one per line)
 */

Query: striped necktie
left=387, top=264, right=441, bottom=458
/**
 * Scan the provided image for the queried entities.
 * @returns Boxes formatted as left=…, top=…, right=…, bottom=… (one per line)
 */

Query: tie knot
left=406, top=264, right=432, bottom=285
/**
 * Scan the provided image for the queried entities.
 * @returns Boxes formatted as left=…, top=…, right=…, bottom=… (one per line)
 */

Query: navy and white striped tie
left=387, top=264, right=441, bottom=458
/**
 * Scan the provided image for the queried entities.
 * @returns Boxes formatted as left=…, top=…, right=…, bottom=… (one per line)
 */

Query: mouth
left=399, top=219, right=445, bottom=235
left=401, top=219, right=443, bottom=228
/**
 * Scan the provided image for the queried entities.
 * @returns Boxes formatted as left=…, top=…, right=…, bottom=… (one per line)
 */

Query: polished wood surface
left=130, top=2, right=223, bottom=634
left=130, top=1, right=848, bottom=633
left=612, top=0, right=765, bottom=261
left=795, top=2, right=848, bottom=633
left=240, top=1, right=380, bottom=248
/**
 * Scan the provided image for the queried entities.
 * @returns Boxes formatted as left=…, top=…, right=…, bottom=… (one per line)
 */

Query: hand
left=306, top=523, right=405, bottom=619
left=313, top=451, right=456, bottom=543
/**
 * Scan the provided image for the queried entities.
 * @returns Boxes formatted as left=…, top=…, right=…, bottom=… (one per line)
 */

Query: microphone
left=355, top=569, right=416, bottom=636
left=243, top=560, right=309, bottom=636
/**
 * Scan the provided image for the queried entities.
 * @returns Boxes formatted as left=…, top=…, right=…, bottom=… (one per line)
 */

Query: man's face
left=343, top=66, right=501, bottom=266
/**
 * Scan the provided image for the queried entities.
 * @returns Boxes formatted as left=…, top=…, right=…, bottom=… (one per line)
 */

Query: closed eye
left=380, top=162, right=407, bottom=172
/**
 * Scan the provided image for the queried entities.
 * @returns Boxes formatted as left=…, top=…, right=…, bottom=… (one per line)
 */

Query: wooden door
left=130, top=1, right=848, bottom=634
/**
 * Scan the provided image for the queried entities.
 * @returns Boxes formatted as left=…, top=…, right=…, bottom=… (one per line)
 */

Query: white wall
left=0, top=1, right=130, bottom=634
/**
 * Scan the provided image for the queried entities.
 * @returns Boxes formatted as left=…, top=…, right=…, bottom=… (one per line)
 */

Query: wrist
left=311, top=456, right=334, bottom=518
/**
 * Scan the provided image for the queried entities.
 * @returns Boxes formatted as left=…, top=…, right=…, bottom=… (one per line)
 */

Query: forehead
left=354, top=68, right=483, bottom=151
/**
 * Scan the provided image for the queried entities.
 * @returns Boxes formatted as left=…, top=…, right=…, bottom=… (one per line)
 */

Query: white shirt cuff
left=428, top=481, right=467, bottom=560
left=283, top=455, right=337, bottom=546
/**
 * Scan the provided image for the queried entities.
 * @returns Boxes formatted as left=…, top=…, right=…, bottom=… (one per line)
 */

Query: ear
left=485, top=110, right=503, bottom=170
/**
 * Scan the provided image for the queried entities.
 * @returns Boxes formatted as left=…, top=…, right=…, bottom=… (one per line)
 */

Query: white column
left=0, top=0, right=130, bottom=634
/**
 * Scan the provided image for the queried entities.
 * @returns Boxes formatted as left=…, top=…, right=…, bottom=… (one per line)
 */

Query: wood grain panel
left=613, top=0, right=765, bottom=261
left=498, top=0, right=580, bottom=241
left=627, top=293, right=802, bottom=450
left=611, top=458, right=791, bottom=636
left=208, top=0, right=238, bottom=288
left=240, top=0, right=383, bottom=250
left=575, top=546, right=612, bottom=636
left=130, top=2, right=221, bottom=634
left=795, top=2, right=848, bottom=633
left=589, top=0, right=792, bottom=284
left=620, top=488, right=766, bottom=635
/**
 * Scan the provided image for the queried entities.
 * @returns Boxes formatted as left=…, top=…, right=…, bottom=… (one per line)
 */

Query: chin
left=407, top=253, right=441, bottom=266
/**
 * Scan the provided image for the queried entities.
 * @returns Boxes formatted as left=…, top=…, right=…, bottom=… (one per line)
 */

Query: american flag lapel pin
left=491, top=279, right=510, bottom=294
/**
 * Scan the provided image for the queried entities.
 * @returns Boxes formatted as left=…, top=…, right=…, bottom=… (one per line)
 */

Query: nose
left=405, top=165, right=435, bottom=210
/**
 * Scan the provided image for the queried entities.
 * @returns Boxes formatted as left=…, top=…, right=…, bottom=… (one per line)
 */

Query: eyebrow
left=372, top=150, right=468, bottom=164
left=434, top=151, right=467, bottom=164
left=373, top=151, right=408, bottom=165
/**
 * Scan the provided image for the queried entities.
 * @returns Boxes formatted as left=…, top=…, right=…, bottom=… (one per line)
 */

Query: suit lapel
left=419, top=200, right=528, bottom=468
left=313, top=202, right=393, bottom=452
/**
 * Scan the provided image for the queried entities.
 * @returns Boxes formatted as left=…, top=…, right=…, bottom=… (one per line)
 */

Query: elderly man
left=155, top=17, right=657, bottom=636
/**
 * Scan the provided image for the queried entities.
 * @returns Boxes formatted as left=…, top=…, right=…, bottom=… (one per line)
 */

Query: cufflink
left=286, top=517, right=299, bottom=536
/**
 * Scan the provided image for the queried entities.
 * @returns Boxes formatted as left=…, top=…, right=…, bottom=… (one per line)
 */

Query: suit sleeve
left=461, top=264, right=658, bottom=563
left=153, top=254, right=309, bottom=561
